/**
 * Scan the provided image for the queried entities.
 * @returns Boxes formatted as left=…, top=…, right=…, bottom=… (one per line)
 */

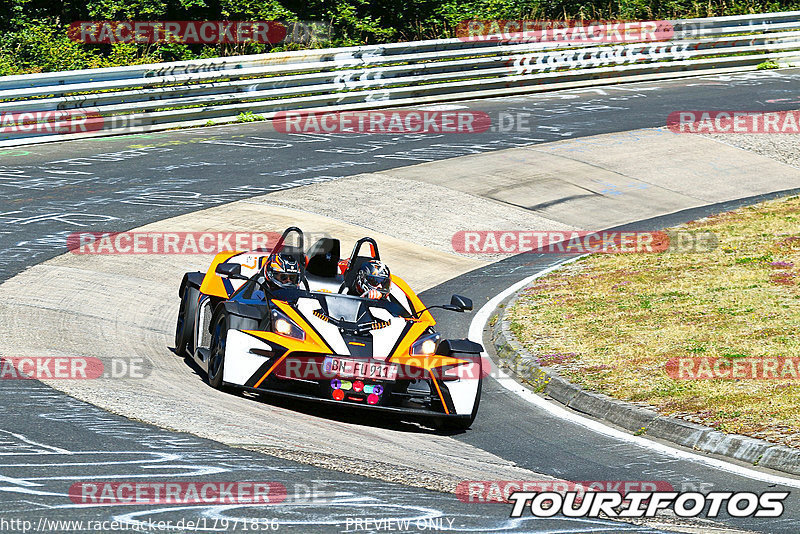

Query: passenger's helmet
left=265, top=252, right=301, bottom=289
left=354, top=260, right=391, bottom=298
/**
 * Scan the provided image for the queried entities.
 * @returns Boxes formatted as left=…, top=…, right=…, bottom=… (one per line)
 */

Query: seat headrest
left=306, top=238, right=341, bottom=277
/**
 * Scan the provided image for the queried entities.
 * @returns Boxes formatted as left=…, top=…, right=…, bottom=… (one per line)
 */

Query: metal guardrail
left=1, top=11, right=799, bottom=146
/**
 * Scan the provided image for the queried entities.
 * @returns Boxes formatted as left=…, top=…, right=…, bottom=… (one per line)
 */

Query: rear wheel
left=175, top=283, right=200, bottom=357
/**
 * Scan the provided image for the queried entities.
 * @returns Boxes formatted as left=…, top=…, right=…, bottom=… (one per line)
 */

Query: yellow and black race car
left=175, top=227, right=483, bottom=430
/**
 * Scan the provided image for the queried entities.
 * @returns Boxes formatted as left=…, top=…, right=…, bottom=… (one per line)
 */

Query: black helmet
left=265, top=252, right=301, bottom=289
left=354, top=260, right=391, bottom=298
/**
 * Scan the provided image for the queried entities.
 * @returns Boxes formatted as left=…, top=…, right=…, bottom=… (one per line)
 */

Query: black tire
left=208, top=314, right=228, bottom=389
left=434, top=359, right=483, bottom=432
left=208, top=313, right=258, bottom=390
left=175, top=283, right=200, bottom=357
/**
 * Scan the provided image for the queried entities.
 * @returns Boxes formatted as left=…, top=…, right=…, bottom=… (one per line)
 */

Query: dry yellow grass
left=508, top=195, right=800, bottom=447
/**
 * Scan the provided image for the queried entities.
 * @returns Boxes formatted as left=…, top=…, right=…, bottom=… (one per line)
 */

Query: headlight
left=271, top=309, right=306, bottom=341
left=410, top=333, right=440, bottom=356
left=274, top=319, right=292, bottom=335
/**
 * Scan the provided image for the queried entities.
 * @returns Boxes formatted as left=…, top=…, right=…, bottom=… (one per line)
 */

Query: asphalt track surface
left=2, top=69, right=800, bottom=532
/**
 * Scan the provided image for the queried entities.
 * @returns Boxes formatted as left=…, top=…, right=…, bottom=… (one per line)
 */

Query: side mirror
left=414, top=294, right=474, bottom=318
left=448, top=294, right=473, bottom=312
left=216, top=262, right=247, bottom=280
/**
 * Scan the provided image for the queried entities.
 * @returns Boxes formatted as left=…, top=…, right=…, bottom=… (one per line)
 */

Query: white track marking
left=0, top=429, right=70, bottom=454
left=468, top=258, right=800, bottom=489
left=415, top=104, right=470, bottom=110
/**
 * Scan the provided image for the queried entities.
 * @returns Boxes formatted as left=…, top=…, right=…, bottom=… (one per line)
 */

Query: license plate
left=324, top=357, right=398, bottom=381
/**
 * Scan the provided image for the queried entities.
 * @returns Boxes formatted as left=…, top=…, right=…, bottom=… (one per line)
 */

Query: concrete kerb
left=488, top=272, right=800, bottom=478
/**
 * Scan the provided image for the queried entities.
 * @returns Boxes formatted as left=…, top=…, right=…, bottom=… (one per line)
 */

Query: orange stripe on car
left=244, top=302, right=330, bottom=386
left=245, top=332, right=330, bottom=387
left=430, top=376, right=449, bottom=415
left=241, top=256, right=259, bottom=270
left=253, top=354, right=289, bottom=388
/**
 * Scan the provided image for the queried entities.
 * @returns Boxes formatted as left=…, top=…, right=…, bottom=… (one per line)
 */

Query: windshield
left=314, top=293, right=411, bottom=322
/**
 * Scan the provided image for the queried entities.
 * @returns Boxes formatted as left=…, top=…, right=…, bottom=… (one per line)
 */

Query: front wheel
left=208, top=313, right=260, bottom=390
left=208, top=314, right=228, bottom=389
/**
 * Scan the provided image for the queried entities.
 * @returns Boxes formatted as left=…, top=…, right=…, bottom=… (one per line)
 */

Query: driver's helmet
left=354, top=260, right=391, bottom=299
left=265, top=252, right=301, bottom=289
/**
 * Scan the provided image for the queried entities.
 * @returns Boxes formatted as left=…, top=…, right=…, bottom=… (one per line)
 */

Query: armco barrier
left=1, top=11, right=799, bottom=146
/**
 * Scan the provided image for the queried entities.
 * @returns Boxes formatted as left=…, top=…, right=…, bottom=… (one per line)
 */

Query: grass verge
left=508, top=195, right=800, bottom=447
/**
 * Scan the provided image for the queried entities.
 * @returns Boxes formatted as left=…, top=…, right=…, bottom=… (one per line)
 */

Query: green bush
left=0, top=22, right=96, bottom=74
